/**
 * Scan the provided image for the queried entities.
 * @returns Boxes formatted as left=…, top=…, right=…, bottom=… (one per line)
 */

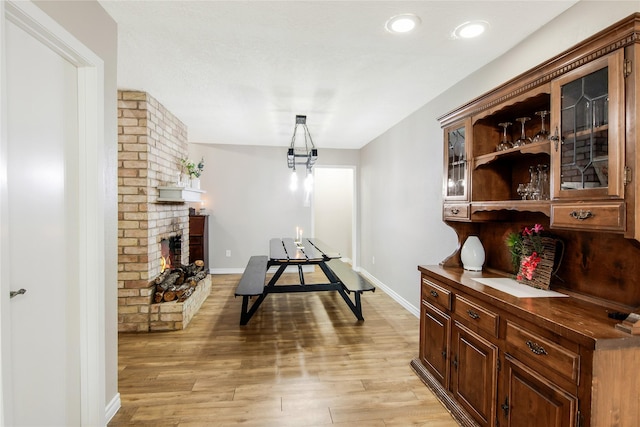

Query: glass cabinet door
left=444, top=119, right=470, bottom=200
left=551, top=50, right=625, bottom=199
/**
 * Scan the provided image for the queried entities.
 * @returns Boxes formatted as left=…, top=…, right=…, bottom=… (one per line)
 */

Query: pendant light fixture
left=287, top=115, right=318, bottom=173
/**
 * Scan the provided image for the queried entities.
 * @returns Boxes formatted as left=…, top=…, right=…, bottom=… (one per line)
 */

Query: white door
left=4, top=15, right=81, bottom=426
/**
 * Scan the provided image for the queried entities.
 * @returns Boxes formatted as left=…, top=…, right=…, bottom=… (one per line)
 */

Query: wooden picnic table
left=234, top=238, right=375, bottom=325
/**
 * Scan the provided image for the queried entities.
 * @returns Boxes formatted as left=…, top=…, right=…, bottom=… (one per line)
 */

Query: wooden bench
left=320, top=259, right=375, bottom=321
left=325, top=259, right=375, bottom=293
left=234, top=255, right=269, bottom=325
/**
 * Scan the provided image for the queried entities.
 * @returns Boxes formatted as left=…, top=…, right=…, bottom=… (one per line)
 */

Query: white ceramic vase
left=190, top=177, right=200, bottom=189
left=461, top=235, right=485, bottom=271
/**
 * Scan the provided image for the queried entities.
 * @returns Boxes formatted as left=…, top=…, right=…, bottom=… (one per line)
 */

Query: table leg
left=266, top=263, right=287, bottom=287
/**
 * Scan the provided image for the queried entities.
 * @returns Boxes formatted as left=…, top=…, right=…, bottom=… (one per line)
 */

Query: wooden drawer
left=189, top=215, right=206, bottom=235
left=422, top=278, right=452, bottom=311
left=505, top=321, right=580, bottom=384
left=454, top=295, right=498, bottom=337
left=551, top=201, right=625, bottom=232
left=443, top=203, right=470, bottom=221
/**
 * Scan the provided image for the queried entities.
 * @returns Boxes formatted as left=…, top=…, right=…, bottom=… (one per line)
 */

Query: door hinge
left=497, top=358, right=501, bottom=372
left=501, top=397, right=509, bottom=417
left=624, top=166, right=632, bottom=186
left=576, top=409, right=582, bottom=427
left=624, top=59, right=632, bottom=77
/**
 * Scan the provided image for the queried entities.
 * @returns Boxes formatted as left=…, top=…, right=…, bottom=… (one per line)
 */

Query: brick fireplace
left=117, top=90, right=209, bottom=332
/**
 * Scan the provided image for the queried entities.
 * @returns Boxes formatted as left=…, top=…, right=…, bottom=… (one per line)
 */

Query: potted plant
left=180, top=157, right=204, bottom=189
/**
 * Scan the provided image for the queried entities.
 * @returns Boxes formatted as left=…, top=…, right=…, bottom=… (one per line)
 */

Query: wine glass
left=517, top=183, right=527, bottom=200
left=537, top=164, right=549, bottom=200
left=497, top=122, right=513, bottom=151
left=513, top=117, right=531, bottom=147
left=532, top=111, right=549, bottom=142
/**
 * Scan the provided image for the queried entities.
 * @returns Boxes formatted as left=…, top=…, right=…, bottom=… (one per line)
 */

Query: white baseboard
left=358, top=268, right=420, bottom=318
left=105, top=392, right=121, bottom=424
left=210, top=268, right=245, bottom=274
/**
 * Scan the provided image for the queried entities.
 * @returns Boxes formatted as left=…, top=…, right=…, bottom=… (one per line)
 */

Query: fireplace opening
left=160, top=235, right=182, bottom=272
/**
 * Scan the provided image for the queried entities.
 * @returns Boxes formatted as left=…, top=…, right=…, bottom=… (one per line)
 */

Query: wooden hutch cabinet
left=414, top=14, right=640, bottom=427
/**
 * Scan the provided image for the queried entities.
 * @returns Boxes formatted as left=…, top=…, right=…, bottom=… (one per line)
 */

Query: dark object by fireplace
left=189, top=215, right=208, bottom=270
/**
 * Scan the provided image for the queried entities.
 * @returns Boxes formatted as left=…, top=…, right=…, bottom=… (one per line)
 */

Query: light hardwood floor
left=109, top=272, right=458, bottom=426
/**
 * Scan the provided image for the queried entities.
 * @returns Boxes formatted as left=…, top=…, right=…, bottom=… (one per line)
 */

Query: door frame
left=0, top=1, right=106, bottom=425
left=311, top=165, right=358, bottom=268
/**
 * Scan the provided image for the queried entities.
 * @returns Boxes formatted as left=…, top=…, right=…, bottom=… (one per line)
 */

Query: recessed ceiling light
left=452, top=20, right=489, bottom=39
left=385, top=14, right=421, bottom=34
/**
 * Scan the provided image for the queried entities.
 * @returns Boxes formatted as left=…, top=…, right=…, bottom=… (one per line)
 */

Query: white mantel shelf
left=157, top=186, right=205, bottom=203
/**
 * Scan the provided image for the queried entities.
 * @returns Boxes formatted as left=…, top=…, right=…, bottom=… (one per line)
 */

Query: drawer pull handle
left=430, top=290, right=439, bottom=298
left=526, top=340, right=548, bottom=355
left=450, top=208, right=460, bottom=215
left=467, top=310, right=480, bottom=320
left=569, top=210, right=594, bottom=221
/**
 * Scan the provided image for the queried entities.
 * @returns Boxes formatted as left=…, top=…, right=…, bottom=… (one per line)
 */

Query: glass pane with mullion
left=560, top=66, right=608, bottom=190
left=447, top=127, right=466, bottom=197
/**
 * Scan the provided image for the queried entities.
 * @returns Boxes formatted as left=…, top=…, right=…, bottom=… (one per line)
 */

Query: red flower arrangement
left=518, top=252, right=541, bottom=281
left=506, top=223, right=563, bottom=290
left=506, top=224, right=545, bottom=278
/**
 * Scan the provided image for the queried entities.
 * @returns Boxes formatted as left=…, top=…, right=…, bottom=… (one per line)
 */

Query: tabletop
left=269, top=238, right=341, bottom=263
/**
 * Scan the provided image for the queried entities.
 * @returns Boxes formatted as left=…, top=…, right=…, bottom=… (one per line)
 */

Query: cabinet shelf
left=471, top=200, right=550, bottom=216
left=474, top=140, right=550, bottom=168
left=562, top=123, right=608, bottom=140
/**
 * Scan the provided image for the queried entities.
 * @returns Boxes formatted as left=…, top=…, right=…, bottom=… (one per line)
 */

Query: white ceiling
left=99, top=1, right=579, bottom=149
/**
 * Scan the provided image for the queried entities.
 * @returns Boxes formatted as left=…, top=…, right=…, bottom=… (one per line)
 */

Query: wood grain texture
left=108, top=272, right=458, bottom=427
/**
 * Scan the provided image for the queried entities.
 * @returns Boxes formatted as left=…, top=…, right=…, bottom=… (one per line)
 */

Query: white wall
left=33, top=0, right=119, bottom=417
left=188, top=143, right=359, bottom=272
left=358, top=1, right=639, bottom=312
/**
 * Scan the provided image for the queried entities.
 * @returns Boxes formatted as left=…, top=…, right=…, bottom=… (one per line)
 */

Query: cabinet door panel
left=444, top=118, right=471, bottom=201
left=551, top=49, right=624, bottom=200
left=420, top=301, right=450, bottom=388
left=504, top=354, right=577, bottom=427
left=451, top=321, right=498, bottom=427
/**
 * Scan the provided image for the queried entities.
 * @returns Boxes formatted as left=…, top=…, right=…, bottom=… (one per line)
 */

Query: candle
left=296, top=226, right=299, bottom=241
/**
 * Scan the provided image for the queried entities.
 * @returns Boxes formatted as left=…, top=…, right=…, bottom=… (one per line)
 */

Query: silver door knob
left=10, top=288, right=26, bottom=299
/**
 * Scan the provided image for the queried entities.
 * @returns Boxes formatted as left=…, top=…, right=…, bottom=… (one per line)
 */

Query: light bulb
left=304, top=172, right=314, bottom=192
left=289, top=170, right=298, bottom=191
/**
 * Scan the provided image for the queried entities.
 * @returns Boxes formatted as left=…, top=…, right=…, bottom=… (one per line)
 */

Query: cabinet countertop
left=418, top=265, right=640, bottom=350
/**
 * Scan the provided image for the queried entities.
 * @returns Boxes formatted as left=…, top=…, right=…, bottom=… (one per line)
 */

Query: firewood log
left=163, top=290, right=177, bottom=302
left=175, top=283, right=192, bottom=298
left=183, top=260, right=204, bottom=277
left=154, top=290, right=165, bottom=303
left=186, top=270, right=208, bottom=287
left=156, top=272, right=180, bottom=291
left=174, top=268, right=185, bottom=286
left=153, top=269, right=170, bottom=285
left=177, top=287, right=194, bottom=302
